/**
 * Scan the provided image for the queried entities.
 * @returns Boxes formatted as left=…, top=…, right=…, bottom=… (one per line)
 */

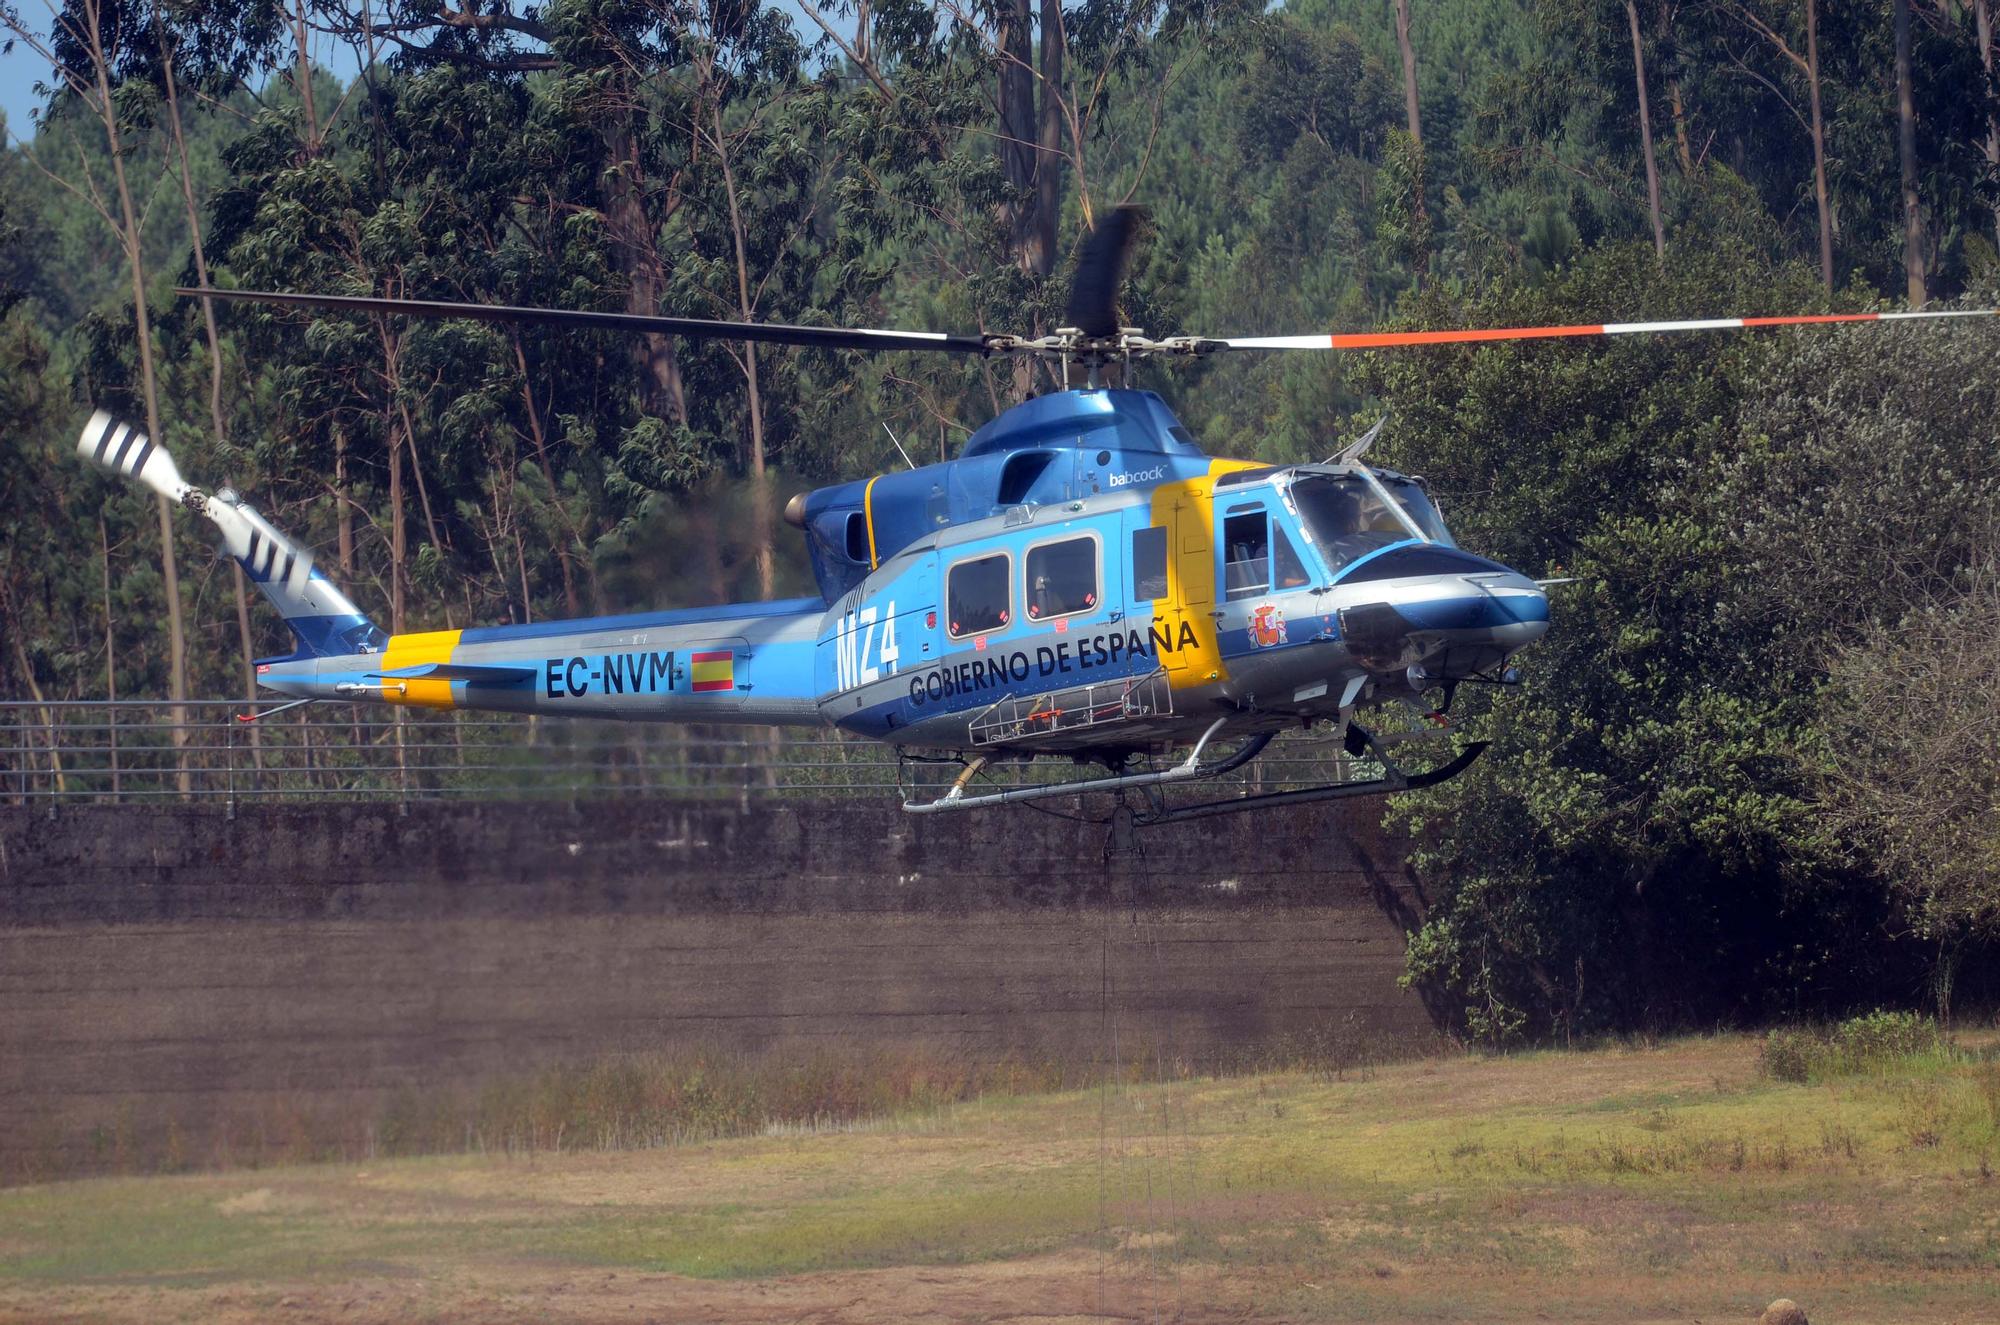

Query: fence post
left=42, top=703, right=57, bottom=821
left=225, top=709, right=238, bottom=822
left=395, top=710, right=409, bottom=818
left=108, top=701, right=121, bottom=801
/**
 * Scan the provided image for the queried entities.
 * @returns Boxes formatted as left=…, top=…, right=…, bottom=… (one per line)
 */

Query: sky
left=3, top=22, right=69, bottom=136
left=2, top=17, right=367, bottom=141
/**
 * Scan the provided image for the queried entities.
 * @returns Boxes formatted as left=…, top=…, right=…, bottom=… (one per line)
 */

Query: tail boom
left=76, top=407, right=825, bottom=725
left=260, top=599, right=828, bottom=725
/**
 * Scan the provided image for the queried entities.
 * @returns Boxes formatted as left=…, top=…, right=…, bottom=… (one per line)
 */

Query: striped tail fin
left=76, top=410, right=385, bottom=660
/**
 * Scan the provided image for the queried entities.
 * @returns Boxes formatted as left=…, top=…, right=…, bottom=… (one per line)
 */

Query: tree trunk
left=1978, top=0, right=1998, bottom=257
left=996, top=0, right=1043, bottom=399
left=1895, top=0, right=1926, bottom=307
left=997, top=0, right=1038, bottom=277
left=1394, top=0, right=1422, bottom=148
left=1624, top=0, right=1668, bottom=261
left=1034, top=0, right=1063, bottom=282
left=98, top=515, right=120, bottom=798
left=388, top=404, right=407, bottom=633
left=157, top=36, right=229, bottom=445
left=1393, top=0, right=1430, bottom=282
left=159, top=27, right=259, bottom=756
left=334, top=425, right=354, bottom=575
left=4, top=602, right=64, bottom=797
left=1667, top=75, right=1693, bottom=173
left=709, top=100, right=774, bottom=602
left=600, top=102, right=689, bottom=426
left=1807, top=0, right=1836, bottom=293
left=291, top=0, right=320, bottom=153
left=231, top=562, right=263, bottom=766
left=512, top=338, right=582, bottom=616
left=85, top=0, right=187, bottom=790
left=1657, top=0, right=1691, bottom=173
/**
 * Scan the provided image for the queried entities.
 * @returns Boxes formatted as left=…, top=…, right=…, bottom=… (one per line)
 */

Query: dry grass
left=8, top=1025, right=1437, bottom=1186
left=2, top=1031, right=1997, bottom=1323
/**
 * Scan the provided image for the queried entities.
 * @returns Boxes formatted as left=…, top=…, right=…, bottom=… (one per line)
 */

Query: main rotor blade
left=179, top=288, right=998, bottom=356
left=1063, top=206, right=1142, bottom=339
left=1216, top=306, right=1999, bottom=351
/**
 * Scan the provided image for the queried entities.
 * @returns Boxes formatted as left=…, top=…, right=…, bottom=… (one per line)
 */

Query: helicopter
left=75, top=211, right=1995, bottom=827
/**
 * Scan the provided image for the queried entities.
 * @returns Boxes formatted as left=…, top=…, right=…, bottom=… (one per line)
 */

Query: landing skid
left=901, top=715, right=1269, bottom=815
left=900, top=714, right=1488, bottom=823
left=1124, top=739, right=1488, bottom=827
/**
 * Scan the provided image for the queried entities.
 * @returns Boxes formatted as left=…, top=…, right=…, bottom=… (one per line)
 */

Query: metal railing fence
left=1, top=699, right=1377, bottom=811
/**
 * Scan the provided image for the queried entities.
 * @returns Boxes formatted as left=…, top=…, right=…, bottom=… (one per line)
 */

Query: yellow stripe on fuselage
left=379, top=628, right=462, bottom=708
left=1147, top=458, right=1264, bottom=690
left=863, top=474, right=881, bottom=569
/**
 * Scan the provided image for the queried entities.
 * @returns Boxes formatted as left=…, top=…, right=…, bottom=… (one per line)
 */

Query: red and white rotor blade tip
left=1219, top=307, right=1998, bottom=352
left=76, top=410, right=190, bottom=502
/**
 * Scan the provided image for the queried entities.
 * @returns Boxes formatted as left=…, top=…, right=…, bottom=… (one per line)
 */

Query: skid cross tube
left=902, top=715, right=1267, bottom=814
left=1130, top=740, right=1490, bottom=827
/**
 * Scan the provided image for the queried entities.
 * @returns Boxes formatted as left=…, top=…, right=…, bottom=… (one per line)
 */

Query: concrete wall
left=0, top=799, right=1431, bottom=1177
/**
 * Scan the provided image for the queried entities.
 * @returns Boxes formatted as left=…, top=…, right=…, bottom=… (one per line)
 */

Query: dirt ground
left=4, top=1034, right=1998, bottom=1324
left=14, top=1256, right=2000, bottom=1325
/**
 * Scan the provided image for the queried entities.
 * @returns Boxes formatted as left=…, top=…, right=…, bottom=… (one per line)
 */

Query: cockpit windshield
left=1289, top=474, right=1454, bottom=572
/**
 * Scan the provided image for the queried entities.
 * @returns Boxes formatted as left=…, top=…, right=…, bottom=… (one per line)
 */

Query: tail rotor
left=73, top=410, right=377, bottom=658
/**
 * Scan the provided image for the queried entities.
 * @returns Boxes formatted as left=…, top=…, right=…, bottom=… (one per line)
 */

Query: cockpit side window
left=1273, top=525, right=1312, bottom=590
left=1222, top=506, right=1270, bottom=600
left=947, top=552, right=1012, bottom=639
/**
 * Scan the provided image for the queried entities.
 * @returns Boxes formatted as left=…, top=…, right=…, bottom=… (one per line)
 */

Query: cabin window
left=947, top=552, right=1012, bottom=639
left=1132, top=526, right=1169, bottom=600
left=1222, top=507, right=1270, bottom=600
left=1025, top=536, right=1100, bottom=622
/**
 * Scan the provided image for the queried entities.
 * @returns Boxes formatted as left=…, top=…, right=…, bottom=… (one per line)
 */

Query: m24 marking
left=544, top=649, right=676, bottom=699
left=835, top=601, right=899, bottom=691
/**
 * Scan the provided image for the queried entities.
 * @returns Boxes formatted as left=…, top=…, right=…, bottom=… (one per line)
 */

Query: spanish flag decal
left=690, top=650, right=735, bottom=693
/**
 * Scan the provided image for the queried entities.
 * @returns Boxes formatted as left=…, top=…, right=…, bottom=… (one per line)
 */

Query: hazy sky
left=3, top=24, right=66, bottom=136
left=3, top=19, right=368, bottom=141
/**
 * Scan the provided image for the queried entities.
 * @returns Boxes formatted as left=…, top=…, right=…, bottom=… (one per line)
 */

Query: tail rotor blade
left=1063, top=206, right=1144, bottom=339
left=76, top=410, right=189, bottom=503
left=74, top=410, right=317, bottom=599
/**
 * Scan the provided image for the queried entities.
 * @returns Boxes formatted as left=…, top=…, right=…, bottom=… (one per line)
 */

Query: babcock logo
left=1107, top=464, right=1167, bottom=488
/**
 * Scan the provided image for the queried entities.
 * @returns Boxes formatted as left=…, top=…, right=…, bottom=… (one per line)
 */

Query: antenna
left=882, top=421, right=915, bottom=470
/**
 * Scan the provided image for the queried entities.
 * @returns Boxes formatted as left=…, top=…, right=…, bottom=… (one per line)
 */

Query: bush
left=1762, top=1028, right=1817, bottom=1083
left=1760, top=1011, right=1946, bottom=1083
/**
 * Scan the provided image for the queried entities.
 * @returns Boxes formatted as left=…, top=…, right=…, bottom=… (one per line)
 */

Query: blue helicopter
left=77, top=211, right=1992, bottom=825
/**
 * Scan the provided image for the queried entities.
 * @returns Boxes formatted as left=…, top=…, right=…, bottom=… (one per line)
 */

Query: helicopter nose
left=1394, top=571, right=1549, bottom=641
left=1335, top=567, right=1549, bottom=682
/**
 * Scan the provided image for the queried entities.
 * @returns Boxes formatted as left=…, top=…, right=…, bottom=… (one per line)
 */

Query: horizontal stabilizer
left=370, top=662, right=539, bottom=683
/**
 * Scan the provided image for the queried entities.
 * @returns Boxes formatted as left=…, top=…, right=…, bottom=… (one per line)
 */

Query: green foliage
left=1761, top=1010, right=1948, bottom=1084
